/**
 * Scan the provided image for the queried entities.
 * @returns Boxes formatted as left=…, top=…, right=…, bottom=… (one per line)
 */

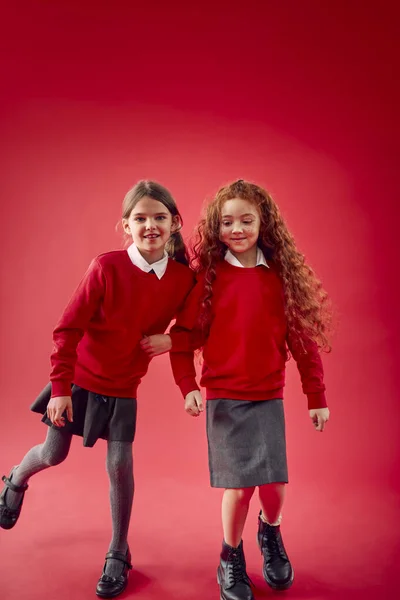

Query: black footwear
left=217, top=540, right=254, bottom=600
left=257, top=512, right=294, bottom=590
left=0, top=467, right=29, bottom=530
left=96, top=547, right=132, bottom=598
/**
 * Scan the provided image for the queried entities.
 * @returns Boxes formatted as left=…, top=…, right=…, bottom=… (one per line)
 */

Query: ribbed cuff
left=179, top=376, right=200, bottom=398
left=307, top=391, right=327, bottom=409
left=51, top=380, right=72, bottom=398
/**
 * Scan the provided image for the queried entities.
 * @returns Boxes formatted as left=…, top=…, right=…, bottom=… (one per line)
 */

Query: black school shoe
left=96, top=547, right=132, bottom=598
left=0, top=466, right=29, bottom=530
left=257, top=511, right=294, bottom=590
left=217, top=540, right=255, bottom=600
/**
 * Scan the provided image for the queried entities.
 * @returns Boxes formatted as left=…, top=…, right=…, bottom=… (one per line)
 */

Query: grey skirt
left=30, top=383, right=137, bottom=448
left=206, top=398, right=288, bottom=488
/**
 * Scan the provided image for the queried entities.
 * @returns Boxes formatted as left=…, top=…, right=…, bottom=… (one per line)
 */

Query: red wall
left=0, top=1, right=399, bottom=593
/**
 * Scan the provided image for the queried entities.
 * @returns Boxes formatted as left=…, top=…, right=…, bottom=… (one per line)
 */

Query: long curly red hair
left=191, top=179, right=332, bottom=352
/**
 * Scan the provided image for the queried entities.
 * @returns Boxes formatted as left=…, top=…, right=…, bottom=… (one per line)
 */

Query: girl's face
left=123, top=196, right=180, bottom=263
left=219, top=198, right=261, bottom=260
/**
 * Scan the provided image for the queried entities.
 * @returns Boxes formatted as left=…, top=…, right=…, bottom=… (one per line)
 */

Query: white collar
left=224, top=247, right=269, bottom=269
left=127, top=243, right=168, bottom=279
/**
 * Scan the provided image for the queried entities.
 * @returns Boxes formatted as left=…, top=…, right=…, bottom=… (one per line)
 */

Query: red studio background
left=0, top=1, right=399, bottom=599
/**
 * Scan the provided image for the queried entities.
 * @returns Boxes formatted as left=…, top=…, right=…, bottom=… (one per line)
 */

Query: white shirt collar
left=127, top=243, right=168, bottom=279
left=224, top=247, right=269, bottom=269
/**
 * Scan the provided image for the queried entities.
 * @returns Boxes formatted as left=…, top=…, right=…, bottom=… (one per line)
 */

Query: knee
left=226, top=487, right=256, bottom=503
left=42, top=447, right=69, bottom=467
left=107, top=457, right=132, bottom=478
left=107, top=462, right=133, bottom=486
left=258, top=482, right=286, bottom=494
left=106, top=446, right=133, bottom=480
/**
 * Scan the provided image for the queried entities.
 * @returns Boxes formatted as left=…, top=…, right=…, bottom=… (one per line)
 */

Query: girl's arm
left=286, top=333, right=327, bottom=410
left=50, top=258, right=105, bottom=397
left=139, top=274, right=201, bottom=357
left=141, top=279, right=207, bottom=397
left=169, top=348, right=200, bottom=398
left=169, top=281, right=207, bottom=398
left=169, top=324, right=206, bottom=399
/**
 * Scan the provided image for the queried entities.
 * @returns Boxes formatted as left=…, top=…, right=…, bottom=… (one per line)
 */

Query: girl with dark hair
left=0, top=180, right=194, bottom=598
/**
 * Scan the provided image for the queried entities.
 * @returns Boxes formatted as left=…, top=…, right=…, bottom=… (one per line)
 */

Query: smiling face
left=122, top=196, right=180, bottom=263
left=219, top=197, right=261, bottom=265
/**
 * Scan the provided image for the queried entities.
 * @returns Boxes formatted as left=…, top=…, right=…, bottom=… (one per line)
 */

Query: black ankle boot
left=217, top=540, right=254, bottom=600
left=0, top=467, right=29, bottom=530
left=96, top=547, right=132, bottom=598
left=257, top=512, right=294, bottom=590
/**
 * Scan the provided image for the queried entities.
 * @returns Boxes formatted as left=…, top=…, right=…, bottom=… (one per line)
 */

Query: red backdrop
left=0, top=2, right=399, bottom=599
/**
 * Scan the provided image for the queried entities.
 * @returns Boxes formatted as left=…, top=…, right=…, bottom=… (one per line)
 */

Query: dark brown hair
left=122, top=180, right=189, bottom=266
left=191, top=179, right=332, bottom=352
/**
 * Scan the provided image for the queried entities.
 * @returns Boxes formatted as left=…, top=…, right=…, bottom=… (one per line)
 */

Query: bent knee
left=42, top=450, right=69, bottom=467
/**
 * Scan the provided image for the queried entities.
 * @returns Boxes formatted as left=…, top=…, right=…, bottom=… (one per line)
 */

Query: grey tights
left=4, top=427, right=134, bottom=577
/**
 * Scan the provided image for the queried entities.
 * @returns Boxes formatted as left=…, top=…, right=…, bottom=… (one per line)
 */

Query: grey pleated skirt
left=30, top=383, right=137, bottom=448
left=206, top=398, right=288, bottom=488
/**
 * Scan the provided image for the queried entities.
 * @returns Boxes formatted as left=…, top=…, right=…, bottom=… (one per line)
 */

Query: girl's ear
left=171, top=215, right=182, bottom=233
left=122, top=218, right=131, bottom=234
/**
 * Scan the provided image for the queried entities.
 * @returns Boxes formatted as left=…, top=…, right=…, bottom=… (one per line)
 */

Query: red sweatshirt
left=169, top=260, right=327, bottom=409
left=50, top=250, right=194, bottom=398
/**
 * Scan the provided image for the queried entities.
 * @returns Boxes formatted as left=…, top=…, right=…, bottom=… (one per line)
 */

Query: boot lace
left=227, top=549, right=251, bottom=587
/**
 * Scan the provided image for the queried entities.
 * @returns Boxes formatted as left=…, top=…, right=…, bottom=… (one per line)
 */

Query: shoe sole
left=263, top=566, right=294, bottom=591
left=257, top=534, right=295, bottom=591
left=0, top=521, right=18, bottom=530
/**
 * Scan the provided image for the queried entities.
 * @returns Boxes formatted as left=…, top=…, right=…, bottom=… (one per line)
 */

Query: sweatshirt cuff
left=169, top=330, right=192, bottom=352
left=51, top=380, right=72, bottom=398
left=178, top=376, right=200, bottom=398
left=307, top=391, right=327, bottom=410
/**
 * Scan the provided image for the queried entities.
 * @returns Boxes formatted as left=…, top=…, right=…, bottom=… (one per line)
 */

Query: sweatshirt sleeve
left=50, top=258, right=105, bottom=397
left=286, top=333, right=327, bottom=410
left=169, top=279, right=207, bottom=398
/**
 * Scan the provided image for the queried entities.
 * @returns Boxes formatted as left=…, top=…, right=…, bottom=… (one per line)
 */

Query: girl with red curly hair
left=144, top=179, right=332, bottom=600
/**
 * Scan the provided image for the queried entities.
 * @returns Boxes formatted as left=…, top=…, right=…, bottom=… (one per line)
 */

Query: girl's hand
left=309, top=407, right=330, bottom=432
left=140, top=334, right=172, bottom=357
left=47, top=396, right=73, bottom=427
left=184, top=391, right=204, bottom=417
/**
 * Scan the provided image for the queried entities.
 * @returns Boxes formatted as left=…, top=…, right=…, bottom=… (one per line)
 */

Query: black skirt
left=30, top=383, right=137, bottom=448
left=206, top=398, right=288, bottom=488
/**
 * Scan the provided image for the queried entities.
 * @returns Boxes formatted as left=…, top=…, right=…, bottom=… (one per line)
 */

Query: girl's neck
left=230, top=246, right=258, bottom=268
left=137, top=247, right=166, bottom=265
